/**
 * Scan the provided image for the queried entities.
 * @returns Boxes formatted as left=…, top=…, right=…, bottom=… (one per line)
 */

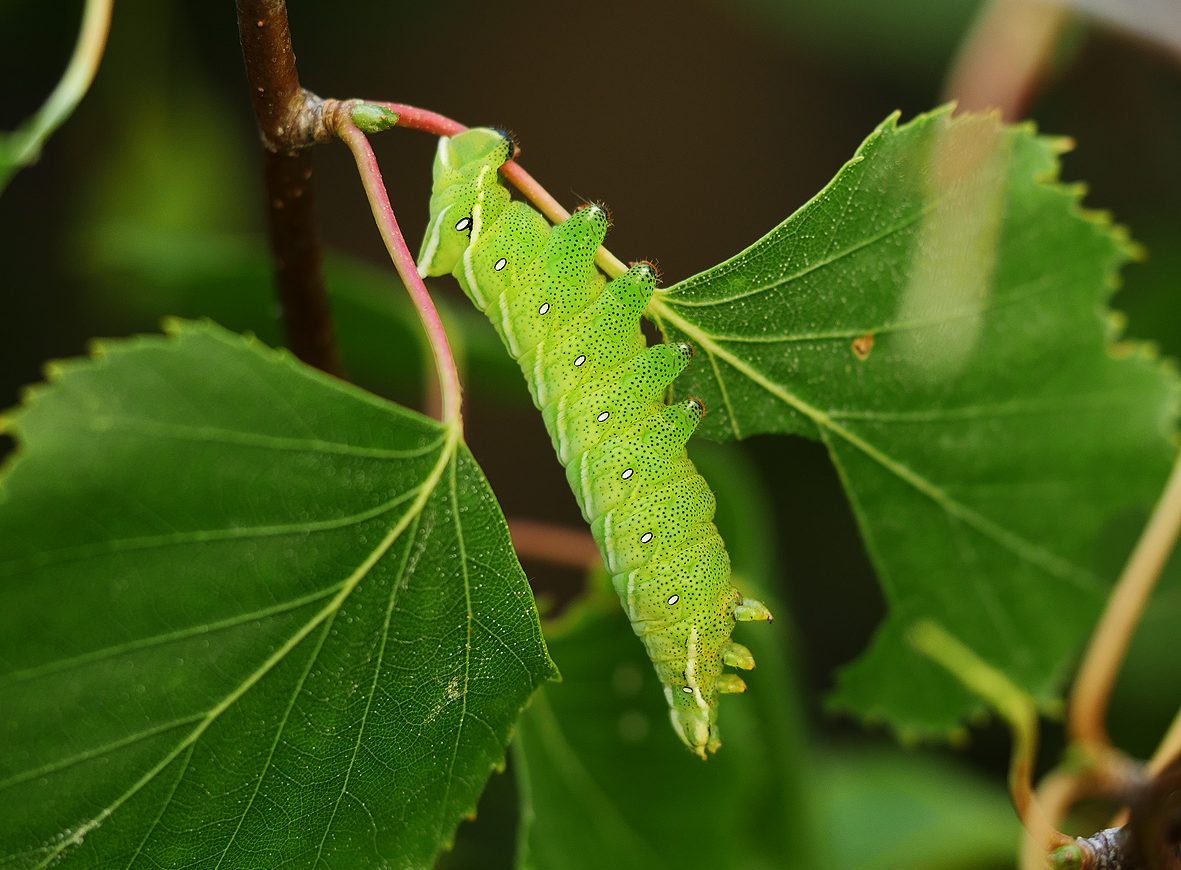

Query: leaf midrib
left=38, top=413, right=445, bottom=459
left=660, top=198, right=926, bottom=310
left=0, top=487, right=422, bottom=577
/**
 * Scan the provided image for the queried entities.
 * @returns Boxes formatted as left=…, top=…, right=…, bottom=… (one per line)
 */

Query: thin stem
left=909, top=620, right=1072, bottom=853
left=372, top=103, right=463, bottom=138
left=0, top=0, right=113, bottom=193
left=235, top=0, right=331, bottom=150
left=1149, top=707, right=1181, bottom=778
left=236, top=0, right=341, bottom=376
left=1070, top=449, right=1181, bottom=750
left=374, top=102, right=630, bottom=278
left=508, top=519, right=600, bottom=571
left=1022, top=769, right=1089, bottom=870
left=261, top=150, right=341, bottom=374
left=333, top=119, right=462, bottom=427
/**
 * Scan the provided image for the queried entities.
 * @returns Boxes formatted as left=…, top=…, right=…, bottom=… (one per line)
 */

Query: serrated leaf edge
left=648, top=108, right=1181, bottom=741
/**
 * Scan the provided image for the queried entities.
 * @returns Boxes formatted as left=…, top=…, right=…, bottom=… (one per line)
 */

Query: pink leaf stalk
left=334, top=119, right=463, bottom=427
left=374, top=102, right=629, bottom=277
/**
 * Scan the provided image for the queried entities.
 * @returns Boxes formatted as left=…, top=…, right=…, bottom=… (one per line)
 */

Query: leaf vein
left=0, top=584, right=342, bottom=687
left=29, top=430, right=459, bottom=867
left=654, top=300, right=1099, bottom=591
left=50, top=414, right=446, bottom=460
left=0, top=486, right=422, bottom=577
left=662, top=202, right=932, bottom=309
left=436, top=451, right=475, bottom=842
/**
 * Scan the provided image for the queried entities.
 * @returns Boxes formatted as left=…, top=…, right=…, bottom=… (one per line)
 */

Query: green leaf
left=513, top=599, right=809, bottom=870
left=650, top=108, right=1180, bottom=738
left=513, top=442, right=816, bottom=870
left=0, top=320, right=555, bottom=868
left=812, top=746, right=1019, bottom=869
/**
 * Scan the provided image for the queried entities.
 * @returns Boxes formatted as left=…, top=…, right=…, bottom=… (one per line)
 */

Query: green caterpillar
left=416, top=128, right=772, bottom=758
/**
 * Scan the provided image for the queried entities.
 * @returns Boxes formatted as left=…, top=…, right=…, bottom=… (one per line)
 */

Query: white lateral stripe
left=497, top=294, right=520, bottom=355
left=417, top=204, right=451, bottom=277
left=470, top=166, right=489, bottom=245
left=532, top=349, right=549, bottom=404
left=579, top=452, right=594, bottom=513
left=462, top=166, right=491, bottom=307
left=436, top=136, right=452, bottom=169
left=602, top=512, right=616, bottom=572
left=685, top=627, right=708, bottom=715
left=554, top=406, right=570, bottom=463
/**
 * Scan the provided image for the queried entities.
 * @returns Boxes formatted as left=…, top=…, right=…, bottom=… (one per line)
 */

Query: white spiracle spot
left=621, top=468, right=634, bottom=480
left=574, top=355, right=586, bottom=367
left=640, top=532, right=653, bottom=544
left=538, top=303, right=550, bottom=315
left=596, top=411, right=609, bottom=422
left=494, top=257, right=507, bottom=271
left=454, top=217, right=472, bottom=231
left=681, top=686, right=693, bottom=694
left=667, top=594, right=679, bottom=605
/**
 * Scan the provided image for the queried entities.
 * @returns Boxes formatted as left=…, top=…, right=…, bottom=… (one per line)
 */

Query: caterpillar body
left=416, top=129, right=772, bottom=758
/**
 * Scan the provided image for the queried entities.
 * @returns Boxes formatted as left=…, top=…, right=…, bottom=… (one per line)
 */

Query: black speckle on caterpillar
left=416, top=128, right=772, bottom=758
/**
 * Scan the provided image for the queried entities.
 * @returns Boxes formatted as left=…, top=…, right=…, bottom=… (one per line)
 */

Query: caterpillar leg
left=734, top=597, right=773, bottom=622
left=717, top=674, right=747, bottom=694
left=721, top=640, right=756, bottom=670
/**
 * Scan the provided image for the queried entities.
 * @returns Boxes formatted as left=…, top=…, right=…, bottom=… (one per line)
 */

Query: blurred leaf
left=74, top=31, right=253, bottom=237
left=708, top=440, right=1021, bottom=870
left=513, top=600, right=809, bottom=870
left=513, top=442, right=814, bottom=870
left=650, top=108, right=1180, bottom=738
left=812, top=746, right=1019, bottom=869
left=80, top=226, right=524, bottom=406
left=1118, top=214, right=1181, bottom=363
left=0, top=320, right=554, bottom=867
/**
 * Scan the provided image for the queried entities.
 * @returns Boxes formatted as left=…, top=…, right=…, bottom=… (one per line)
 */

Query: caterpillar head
left=445, top=127, right=515, bottom=169
left=418, top=129, right=514, bottom=277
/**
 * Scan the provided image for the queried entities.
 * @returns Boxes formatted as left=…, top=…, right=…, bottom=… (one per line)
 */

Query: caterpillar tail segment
left=416, top=128, right=772, bottom=758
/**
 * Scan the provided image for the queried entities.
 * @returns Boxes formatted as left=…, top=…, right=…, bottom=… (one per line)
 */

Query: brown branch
left=235, top=0, right=341, bottom=376
left=508, top=519, right=601, bottom=571
left=1050, top=776, right=1181, bottom=870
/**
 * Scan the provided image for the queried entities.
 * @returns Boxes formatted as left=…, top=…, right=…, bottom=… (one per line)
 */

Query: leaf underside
left=652, top=108, right=1180, bottom=738
left=0, top=320, right=554, bottom=868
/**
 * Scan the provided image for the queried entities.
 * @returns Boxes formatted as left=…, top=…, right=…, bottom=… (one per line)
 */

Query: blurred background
left=2, top=1, right=1179, bottom=866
